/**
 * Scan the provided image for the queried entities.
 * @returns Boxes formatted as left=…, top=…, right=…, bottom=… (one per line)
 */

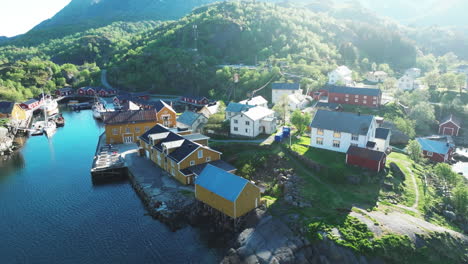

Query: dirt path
left=388, top=158, right=420, bottom=213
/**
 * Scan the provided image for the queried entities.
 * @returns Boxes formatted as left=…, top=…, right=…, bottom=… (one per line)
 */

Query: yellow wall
left=0, top=104, right=27, bottom=121
left=156, top=107, right=177, bottom=128
left=105, top=121, right=157, bottom=144
left=235, top=183, right=261, bottom=218
left=195, top=185, right=236, bottom=218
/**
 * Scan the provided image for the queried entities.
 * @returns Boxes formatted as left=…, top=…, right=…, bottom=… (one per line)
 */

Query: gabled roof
left=139, top=124, right=170, bottom=144
left=177, top=111, right=205, bottom=126
left=310, top=110, right=374, bottom=135
left=416, top=138, right=452, bottom=154
left=226, top=102, right=255, bottom=113
left=151, top=100, right=173, bottom=113
left=22, top=99, right=38, bottom=105
left=56, top=87, right=74, bottom=92
left=0, top=101, right=15, bottom=114
left=347, top=146, right=386, bottom=161
left=272, top=83, right=301, bottom=90
left=239, top=96, right=268, bottom=106
left=122, top=101, right=141, bottom=111
left=324, top=85, right=381, bottom=96
left=167, top=140, right=200, bottom=162
left=181, top=160, right=236, bottom=176
left=102, top=110, right=157, bottom=125
left=241, top=106, right=275, bottom=121
left=152, top=131, right=185, bottom=151
left=195, top=164, right=249, bottom=202
left=375, top=128, right=390, bottom=139
left=440, top=114, right=461, bottom=128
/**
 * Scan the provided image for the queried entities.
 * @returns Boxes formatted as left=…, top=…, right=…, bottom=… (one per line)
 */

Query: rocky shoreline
left=0, top=127, right=18, bottom=156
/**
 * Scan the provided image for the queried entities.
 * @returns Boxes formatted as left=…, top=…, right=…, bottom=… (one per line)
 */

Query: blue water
left=0, top=109, right=221, bottom=264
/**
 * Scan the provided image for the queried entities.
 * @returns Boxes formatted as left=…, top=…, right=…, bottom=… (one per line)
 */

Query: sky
left=0, top=0, right=71, bottom=37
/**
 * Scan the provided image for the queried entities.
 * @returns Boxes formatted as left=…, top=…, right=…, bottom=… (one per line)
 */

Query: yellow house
left=103, top=110, right=159, bottom=144
left=139, top=124, right=234, bottom=185
left=195, top=164, right=261, bottom=219
left=0, top=101, right=27, bottom=121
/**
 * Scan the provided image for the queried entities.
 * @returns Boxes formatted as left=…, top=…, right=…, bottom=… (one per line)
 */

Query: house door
left=123, top=136, right=133, bottom=144
left=145, top=150, right=150, bottom=159
left=443, top=127, right=454, bottom=136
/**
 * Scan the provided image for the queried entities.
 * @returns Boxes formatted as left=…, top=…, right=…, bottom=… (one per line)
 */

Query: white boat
left=92, top=102, right=106, bottom=119
left=42, top=97, right=59, bottom=116
left=43, top=121, right=57, bottom=138
left=32, top=120, right=56, bottom=138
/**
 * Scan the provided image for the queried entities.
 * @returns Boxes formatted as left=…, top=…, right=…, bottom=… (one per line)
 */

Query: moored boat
left=41, top=97, right=59, bottom=116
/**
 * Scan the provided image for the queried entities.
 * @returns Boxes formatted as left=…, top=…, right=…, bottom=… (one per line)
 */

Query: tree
left=409, top=102, right=435, bottom=132
left=455, top=74, right=467, bottom=95
left=452, top=183, right=468, bottom=218
left=273, top=94, right=289, bottom=125
left=407, top=140, right=422, bottom=162
left=433, top=163, right=460, bottom=187
left=382, top=77, right=397, bottom=90
left=393, top=117, right=416, bottom=138
left=290, top=110, right=312, bottom=135
left=423, top=71, right=440, bottom=90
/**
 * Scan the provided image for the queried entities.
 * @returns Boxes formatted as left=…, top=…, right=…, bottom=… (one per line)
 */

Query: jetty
left=90, top=133, right=127, bottom=181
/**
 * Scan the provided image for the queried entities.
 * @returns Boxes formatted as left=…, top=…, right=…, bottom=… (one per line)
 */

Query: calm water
left=453, top=148, right=468, bottom=179
left=0, top=109, right=221, bottom=264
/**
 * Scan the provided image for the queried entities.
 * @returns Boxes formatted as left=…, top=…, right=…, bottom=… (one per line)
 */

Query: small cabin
left=55, top=87, right=74, bottom=96
left=416, top=138, right=454, bottom=163
left=180, top=96, right=210, bottom=106
left=438, top=115, right=461, bottom=137
left=77, top=87, right=96, bottom=96
left=346, top=146, right=387, bottom=172
left=195, top=165, right=261, bottom=219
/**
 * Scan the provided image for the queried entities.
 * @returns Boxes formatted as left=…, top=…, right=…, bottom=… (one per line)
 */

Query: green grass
left=0, top=118, right=9, bottom=126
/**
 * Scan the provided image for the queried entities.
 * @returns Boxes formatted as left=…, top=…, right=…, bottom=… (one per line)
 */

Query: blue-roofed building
left=416, top=138, right=454, bottom=163
left=225, top=102, right=255, bottom=120
left=272, top=82, right=302, bottom=104
left=195, top=165, right=260, bottom=219
left=176, top=111, right=208, bottom=133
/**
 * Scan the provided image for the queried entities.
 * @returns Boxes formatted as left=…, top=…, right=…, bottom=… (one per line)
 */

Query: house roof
left=139, top=124, right=170, bottom=144
left=440, top=114, right=461, bottom=127
left=375, top=128, right=390, bottom=139
left=122, top=101, right=141, bottom=111
left=347, top=146, right=386, bottom=161
left=325, top=85, right=381, bottom=96
left=226, top=102, right=255, bottom=113
left=272, top=83, right=301, bottom=90
left=151, top=100, right=173, bottom=113
left=242, top=106, right=275, bottom=121
left=0, top=101, right=15, bottom=114
left=177, top=111, right=204, bottom=126
left=239, top=96, right=268, bottom=106
left=167, top=140, right=200, bottom=162
left=56, top=87, right=74, bottom=92
left=22, top=99, right=38, bottom=105
left=181, top=133, right=210, bottom=142
left=152, top=131, right=185, bottom=151
left=416, top=138, right=452, bottom=154
left=310, top=110, right=374, bottom=135
left=195, top=164, right=249, bottom=202
left=102, top=110, right=157, bottom=125
left=205, top=102, right=220, bottom=115
left=181, top=159, right=236, bottom=176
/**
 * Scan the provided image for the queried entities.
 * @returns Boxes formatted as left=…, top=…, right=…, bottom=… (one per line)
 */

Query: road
left=101, top=69, right=113, bottom=90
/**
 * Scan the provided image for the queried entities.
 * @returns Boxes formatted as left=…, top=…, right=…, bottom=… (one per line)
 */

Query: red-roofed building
left=438, top=115, right=461, bottom=136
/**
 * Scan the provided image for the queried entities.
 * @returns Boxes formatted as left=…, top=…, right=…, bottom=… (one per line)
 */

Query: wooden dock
left=90, top=133, right=127, bottom=182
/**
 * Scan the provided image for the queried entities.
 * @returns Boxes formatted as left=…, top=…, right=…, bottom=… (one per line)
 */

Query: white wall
left=398, top=75, right=414, bottom=90
left=272, top=89, right=302, bottom=104
left=310, top=127, right=368, bottom=153
left=231, top=115, right=258, bottom=137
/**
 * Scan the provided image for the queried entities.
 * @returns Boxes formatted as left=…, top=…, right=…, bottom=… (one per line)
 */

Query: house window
left=345, top=98, right=349, bottom=102
left=206, top=156, right=211, bottom=162
left=112, top=128, right=118, bottom=135
left=125, top=127, right=131, bottom=133
left=427, top=151, right=433, bottom=157
left=351, top=134, right=359, bottom=141
left=333, top=140, right=340, bottom=148
left=245, top=128, right=249, bottom=133
left=333, top=131, right=341, bottom=138
left=345, top=94, right=349, bottom=97
left=246, top=121, right=250, bottom=125
left=316, top=137, right=324, bottom=145
left=355, top=99, right=358, bottom=103
left=373, top=96, right=377, bottom=100
left=334, top=97, right=338, bottom=101
left=190, top=160, right=195, bottom=166
left=355, top=95, right=358, bottom=98
left=198, top=150, right=203, bottom=159
left=363, top=100, right=367, bottom=104
left=234, top=119, right=238, bottom=124
left=373, top=101, right=377, bottom=105
left=364, top=96, right=367, bottom=99
left=351, top=143, right=358, bottom=147
left=234, top=127, right=238, bottom=131
left=317, top=129, right=324, bottom=135
left=135, top=127, right=141, bottom=133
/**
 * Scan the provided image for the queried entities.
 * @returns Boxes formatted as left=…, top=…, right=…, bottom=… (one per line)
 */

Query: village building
left=102, top=110, right=160, bottom=144
left=225, top=102, right=255, bottom=120
left=310, top=110, right=386, bottom=153
left=271, top=83, right=302, bottom=104
left=195, top=165, right=261, bottom=219
left=96, top=88, right=117, bottom=97
left=20, top=99, right=41, bottom=110
left=230, top=106, right=276, bottom=138
left=139, top=124, right=232, bottom=185
left=287, top=93, right=310, bottom=110
left=346, top=146, right=387, bottom=172
left=398, top=68, right=422, bottom=91
left=198, top=102, right=220, bottom=118
left=77, top=87, right=96, bottom=96
left=374, top=127, right=391, bottom=152
left=151, top=100, right=177, bottom=127
left=239, top=96, right=268, bottom=108
left=328, top=66, right=353, bottom=86
left=416, top=138, right=454, bottom=163
left=177, top=111, right=208, bottom=133
left=365, top=71, right=388, bottom=83
left=314, top=85, right=382, bottom=108
left=0, top=101, right=27, bottom=122
left=55, top=87, right=74, bottom=97
left=404, top=68, right=421, bottom=78
left=438, top=114, right=461, bottom=136
left=180, top=95, right=211, bottom=106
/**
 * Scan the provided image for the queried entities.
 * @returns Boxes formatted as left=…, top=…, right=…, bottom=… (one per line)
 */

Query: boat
left=29, top=122, right=44, bottom=136
left=41, top=96, right=59, bottom=116
left=43, top=121, right=57, bottom=138
left=51, top=114, right=65, bottom=127
left=92, top=96, right=108, bottom=120
left=37, top=91, right=57, bottom=138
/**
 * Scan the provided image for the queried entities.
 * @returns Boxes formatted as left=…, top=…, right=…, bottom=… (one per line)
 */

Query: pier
left=90, top=133, right=127, bottom=181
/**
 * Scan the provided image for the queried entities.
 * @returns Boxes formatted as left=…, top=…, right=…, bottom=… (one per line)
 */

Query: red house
left=55, top=87, right=74, bottom=96
left=97, top=88, right=117, bottom=97
left=416, top=138, right=454, bottom=163
left=180, top=96, right=210, bottom=106
left=77, top=87, right=96, bottom=96
left=346, top=146, right=387, bottom=172
left=316, top=85, right=382, bottom=108
left=131, top=92, right=150, bottom=101
left=438, top=115, right=461, bottom=136
left=20, top=99, right=41, bottom=110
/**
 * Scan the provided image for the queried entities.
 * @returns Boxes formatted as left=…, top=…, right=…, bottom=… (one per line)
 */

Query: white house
left=374, top=128, right=391, bottom=152
left=398, top=75, right=416, bottom=90
left=404, top=68, right=421, bottom=78
left=328, top=66, right=353, bottom=86
left=365, top=71, right=388, bottom=83
left=199, top=102, right=220, bottom=118
left=230, top=106, right=276, bottom=138
left=310, top=110, right=390, bottom=153
left=239, top=96, right=268, bottom=108
left=272, top=83, right=302, bottom=104
left=288, top=93, right=310, bottom=110
left=177, top=111, right=208, bottom=133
